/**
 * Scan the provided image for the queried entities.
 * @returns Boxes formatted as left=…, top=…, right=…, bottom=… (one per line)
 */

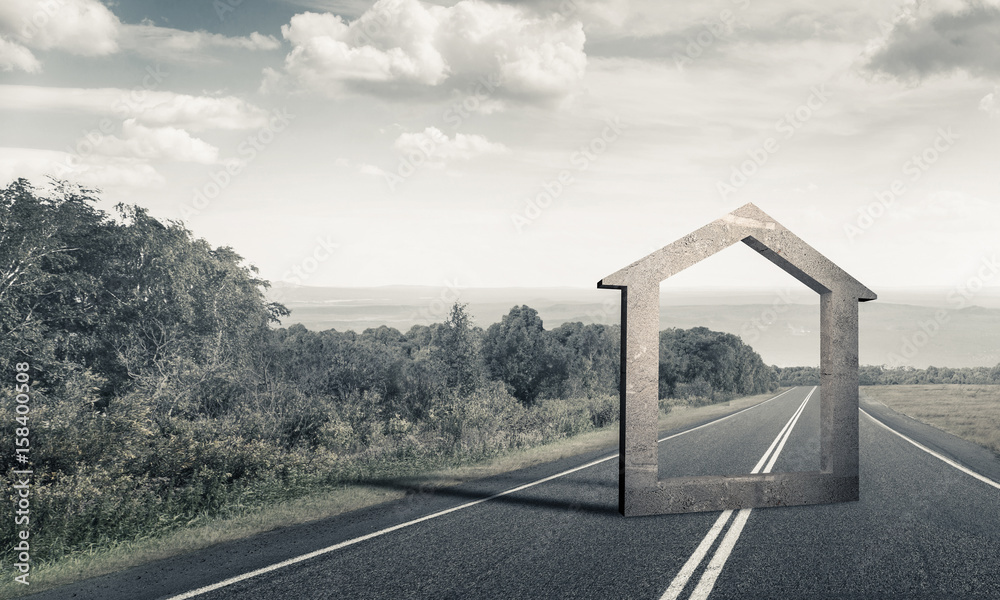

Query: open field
left=3, top=390, right=784, bottom=598
left=861, top=384, right=1000, bottom=455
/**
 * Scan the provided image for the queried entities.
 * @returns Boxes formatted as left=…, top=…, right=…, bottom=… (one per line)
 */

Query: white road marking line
left=751, top=387, right=810, bottom=474
left=658, top=388, right=795, bottom=445
left=166, top=389, right=801, bottom=599
left=163, top=454, right=611, bottom=600
left=661, top=386, right=816, bottom=600
left=657, top=510, right=735, bottom=600
left=763, top=386, right=814, bottom=474
left=861, top=408, right=1000, bottom=491
left=688, top=508, right=752, bottom=600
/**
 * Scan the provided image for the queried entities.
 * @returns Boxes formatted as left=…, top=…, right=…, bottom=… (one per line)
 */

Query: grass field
left=860, top=384, right=1000, bottom=456
left=2, top=389, right=785, bottom=598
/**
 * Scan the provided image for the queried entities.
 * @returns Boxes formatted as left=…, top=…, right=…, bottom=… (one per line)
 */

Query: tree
left=0, top=178, right=288, bottom=404
left=547, top=322, right=619, bottom=399
left=659, top=326, right=776, bottom=401
left=0, top=178, right=110, bottom=385
left=431, top=302, right=482, bottom=395
left=482, top=305, right=552, bottom=405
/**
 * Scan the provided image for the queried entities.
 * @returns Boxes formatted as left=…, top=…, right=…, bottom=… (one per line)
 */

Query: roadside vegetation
left=860, top=385, right=1000, bottom=456
left=0, top=388, right=783, bottom=598
left=0, top=179, right=779, bottom=587
left=777, top=365, right=1000, bottom=387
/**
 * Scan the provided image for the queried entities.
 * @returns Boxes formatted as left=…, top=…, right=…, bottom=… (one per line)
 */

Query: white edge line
left=166, top=387, right=801, bottom=600
left=164, top=455, right=611, bottom=599
left=861, top=408, right=1000, bottom=491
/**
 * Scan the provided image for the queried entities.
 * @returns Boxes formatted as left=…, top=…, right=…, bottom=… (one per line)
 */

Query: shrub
left=586, top=394, right=620, bottom=427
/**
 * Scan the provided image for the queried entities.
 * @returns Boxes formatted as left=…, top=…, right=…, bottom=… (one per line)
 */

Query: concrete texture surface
left=598, top=203, right=875, bottom=516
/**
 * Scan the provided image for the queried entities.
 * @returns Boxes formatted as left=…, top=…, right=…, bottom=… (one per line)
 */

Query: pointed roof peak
left=598, top=204, right=876, bottom=301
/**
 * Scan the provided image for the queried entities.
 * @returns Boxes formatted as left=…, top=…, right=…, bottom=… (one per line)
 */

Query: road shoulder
left=860, top=394, right=1000, bottom=485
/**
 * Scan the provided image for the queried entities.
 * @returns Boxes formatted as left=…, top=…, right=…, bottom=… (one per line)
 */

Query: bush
left=586, top=394, right=620, bottom=427
left=534, top=398, right=593, bottom=440
left=438, top=382, right=534, bottom=457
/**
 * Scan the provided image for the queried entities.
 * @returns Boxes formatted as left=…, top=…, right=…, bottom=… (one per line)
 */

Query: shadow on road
left=357, top=476, right=619, bottom=516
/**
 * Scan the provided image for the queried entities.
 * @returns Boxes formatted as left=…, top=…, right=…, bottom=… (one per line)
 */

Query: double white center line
left=660, top=386, right=817, bottom=600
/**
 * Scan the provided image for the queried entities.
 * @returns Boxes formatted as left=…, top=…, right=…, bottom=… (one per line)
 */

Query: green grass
left=861, top=384, right=1000, bottom=455
left=0, top=389, right=784, bottom=599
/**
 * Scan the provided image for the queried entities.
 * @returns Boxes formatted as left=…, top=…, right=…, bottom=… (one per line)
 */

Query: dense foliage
left=0, top=179, right=778, bottom=568
left=659, top=327, right=778, bottom=404
left=0, top=178, right=286, bottom=403
left=776, top=364, right=1000, bottom=387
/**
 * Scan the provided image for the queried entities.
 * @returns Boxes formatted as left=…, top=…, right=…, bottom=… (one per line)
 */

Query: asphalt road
left=27, top=386, right=1000, bottom=599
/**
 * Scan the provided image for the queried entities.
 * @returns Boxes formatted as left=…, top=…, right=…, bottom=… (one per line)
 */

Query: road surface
left=27, top=386, right=1000, bottom=599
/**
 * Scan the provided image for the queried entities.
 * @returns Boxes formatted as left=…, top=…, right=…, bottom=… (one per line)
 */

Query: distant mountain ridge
left=265, top=285, right=1000, bottom=369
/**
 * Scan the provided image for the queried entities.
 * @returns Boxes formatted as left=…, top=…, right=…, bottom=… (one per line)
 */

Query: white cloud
left=275, top=8, right=449, bottom=87
left=0, top=148, right=64, bottom=185
left=0, top=1, right=281, bottom=68
left=70, top=157, right=165, bottom=188
left=0, top=0, right=120, bottom=57
left=90, top=119, right=220, bottom=164
left=0, top=34, right=39, bottom=72
left=0, top=85, right=270, bottom=131
left=358, top=163, right=388, bottom=176
left=265, top=0, right=586, bottom=105
left=119, top=23, right=280, bottom=61
left=135, top=95, right=270, bottom=131
left=392, top=126, right=507, bottom=167
left=0, top=147, right=165, bottom=189
left=332, top=156, right=389, bottom=176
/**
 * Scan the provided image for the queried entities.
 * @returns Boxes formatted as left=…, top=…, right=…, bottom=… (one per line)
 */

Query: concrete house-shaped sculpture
left=598, top=203, right=876, bottom=516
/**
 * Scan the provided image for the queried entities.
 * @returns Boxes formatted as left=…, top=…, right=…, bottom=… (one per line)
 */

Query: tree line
left=776, top=364, right=1000, bottom=387
left=0, top=177, right=779, bottom=419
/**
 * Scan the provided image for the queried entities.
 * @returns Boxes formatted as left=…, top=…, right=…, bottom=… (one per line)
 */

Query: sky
left=1, top=0, right=999, bottom=298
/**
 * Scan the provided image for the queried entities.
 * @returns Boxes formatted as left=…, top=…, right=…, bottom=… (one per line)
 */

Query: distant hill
left=265, top=284, right=1000, bottom=369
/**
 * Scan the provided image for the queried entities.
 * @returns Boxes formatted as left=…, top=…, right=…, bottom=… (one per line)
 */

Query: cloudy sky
left=1, top=0, right=998, bottom=295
